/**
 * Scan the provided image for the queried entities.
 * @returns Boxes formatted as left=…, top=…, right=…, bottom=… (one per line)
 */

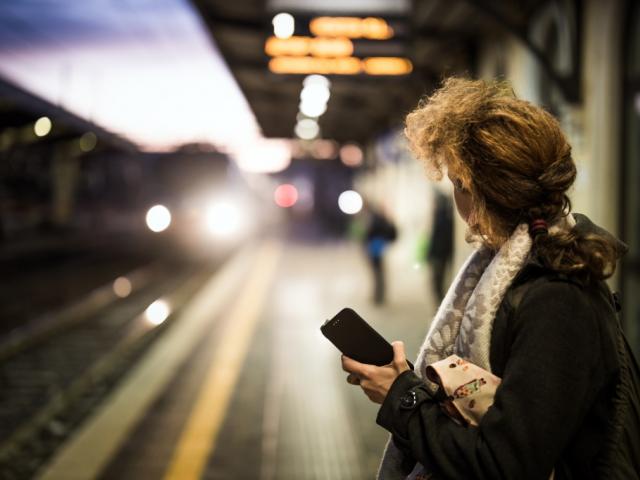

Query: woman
left=341, top=78, right=629, bottom=479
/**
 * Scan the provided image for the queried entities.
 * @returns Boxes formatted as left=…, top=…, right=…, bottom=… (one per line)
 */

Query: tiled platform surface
left=39, top=238, right=438, bottom=480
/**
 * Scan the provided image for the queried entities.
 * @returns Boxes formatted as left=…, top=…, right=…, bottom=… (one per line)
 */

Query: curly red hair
left=405, top=77, right=623, bottom=281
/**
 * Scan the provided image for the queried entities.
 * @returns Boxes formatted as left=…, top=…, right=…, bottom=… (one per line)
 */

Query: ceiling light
left=309, top=36, right=353, bottom=57
left=264, top=36, right=353, bottom=58
left=272, top=12, right=295, bottom=39
left=362, top=57, right=413, bottom=75
left=299, top=99, right=327, bottom=118
left=265, top=36, right=308, bottom=56
left=295, top=118, right=320, bottom=140
left=300, top=83, right=330, bottom=105
left=303, top=74, right=331, bottom=88
left=338, top=190, right=363, bottom=215
left=269, top=56, right=361, bottom=75
left=309, top=17, right=394, bottom=40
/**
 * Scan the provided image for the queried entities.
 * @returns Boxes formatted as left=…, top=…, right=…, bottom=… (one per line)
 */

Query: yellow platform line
left=163, top=240, right=282, bottom=480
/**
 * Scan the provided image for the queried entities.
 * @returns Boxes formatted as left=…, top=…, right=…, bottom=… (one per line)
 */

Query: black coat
left=377, top=214, right=627, bottom=480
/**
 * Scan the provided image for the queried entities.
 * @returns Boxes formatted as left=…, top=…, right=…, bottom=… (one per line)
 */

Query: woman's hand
left=341, top=341, right=410, bottom=404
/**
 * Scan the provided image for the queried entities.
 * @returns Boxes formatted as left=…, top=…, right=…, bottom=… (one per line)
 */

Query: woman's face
left=448, top=173, right=473, bottom=223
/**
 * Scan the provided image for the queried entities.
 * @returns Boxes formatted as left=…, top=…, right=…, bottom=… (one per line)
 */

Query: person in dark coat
left=340, top=78, right=635, bottom=479
left=427, top=191, right=453, bottom=303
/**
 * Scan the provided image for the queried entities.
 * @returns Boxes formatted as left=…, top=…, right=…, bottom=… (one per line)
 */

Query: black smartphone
left=321, top=307, right=413, bottom=369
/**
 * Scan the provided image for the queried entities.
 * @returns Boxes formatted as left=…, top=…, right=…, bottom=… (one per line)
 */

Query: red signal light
left=274, top=184, right=298, bottom=208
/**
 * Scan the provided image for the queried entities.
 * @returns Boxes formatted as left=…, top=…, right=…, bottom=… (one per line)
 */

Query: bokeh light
left=294, top=118, right=320, bottom=139
left=299, top=100, right=327, bottom=119
left=34, top=116, right=52, bottom=137
left=272, top=13, right=294, bottom=39
left=338, top=190, right=363, bottom=214
left=113, top=277, right=132, bottom=298
left=339, top=143, right=364, bottom=167
left=300, top=83, right=330, bottom=105
left=79, top=132, right=98, bottom=152
left=303, top=74, right=331, bottom=89
left=145, top=300, right=170, bottom=325
left=206, top=201, right=242, bottom=236
left=274, top=184, right=298, bottom=208
left=145, top=205, right=172, bottom=233
left=311, top=139, right=338, bottom=159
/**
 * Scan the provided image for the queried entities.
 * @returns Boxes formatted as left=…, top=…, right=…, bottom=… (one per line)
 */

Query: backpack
left=509, top=274, right=640, bottom=478
left=594, top=291, right=640, bottom=479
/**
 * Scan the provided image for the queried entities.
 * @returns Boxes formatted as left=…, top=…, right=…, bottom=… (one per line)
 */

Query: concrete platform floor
left=36, top=237, right=438, bottom=480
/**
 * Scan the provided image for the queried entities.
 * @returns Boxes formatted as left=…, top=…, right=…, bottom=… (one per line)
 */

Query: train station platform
left=32, top=237, right=436, bottom=480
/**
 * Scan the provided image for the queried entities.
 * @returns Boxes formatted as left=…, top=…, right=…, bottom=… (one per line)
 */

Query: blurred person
left=341, top=78, right=639, bottom=479
left=426, top=190, right=453, bottom=303
left=363, top=204, right=397, bottom=305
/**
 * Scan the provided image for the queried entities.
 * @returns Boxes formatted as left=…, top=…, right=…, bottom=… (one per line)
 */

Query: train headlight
left=205, top=201, right=243, bottom=236
left=146, top=205, right=171, bottom=232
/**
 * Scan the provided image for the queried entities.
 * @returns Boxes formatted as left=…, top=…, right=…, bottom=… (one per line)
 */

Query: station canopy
left=0, top=0, right=545, bottom=166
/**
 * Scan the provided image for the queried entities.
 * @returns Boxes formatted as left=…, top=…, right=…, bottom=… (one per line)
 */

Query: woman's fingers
left=346, top=373, right=361, bottom=385
left=391, top=341, right=410, bottom=373
left=341, top=355, right=370, bottom=377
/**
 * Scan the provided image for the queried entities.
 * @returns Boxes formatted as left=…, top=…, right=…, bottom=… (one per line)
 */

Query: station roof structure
left=192, top=0, right=549, bottom=143
left=0, top=0, right=572, bottom=152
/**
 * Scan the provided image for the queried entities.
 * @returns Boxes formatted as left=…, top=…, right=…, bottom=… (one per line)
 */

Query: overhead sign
left=269, top=56, right=412, bottom=75
left=309, top=17, right=394, bottom=40
left=265, top=36, right=354, bottom=57
left=265, top=15, right=411, bottom=76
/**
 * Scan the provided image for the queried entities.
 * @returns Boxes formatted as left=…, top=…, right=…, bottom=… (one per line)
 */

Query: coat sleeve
left=376, top=280, right=602, bottom=480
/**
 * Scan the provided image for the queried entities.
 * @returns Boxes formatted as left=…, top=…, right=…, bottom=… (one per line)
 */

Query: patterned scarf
left=377, top=215, right=575, bottom=479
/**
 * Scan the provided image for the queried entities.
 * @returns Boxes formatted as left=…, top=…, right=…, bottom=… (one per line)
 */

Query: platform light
left=145, top=205, right=171, bottom=232
left=304, top=75, right=330, bottom=88
left=269, top=56, right=411, bottom=75
left=34, top=116, right=52, bottom=137
left=273, top=13, right=295, bottom=39
left=299, top=100, right=327, bottom=118
left=113, top=277, right=132, bottom=298
left=79, top=132, right=98, bottom=152
left=295, top=118, right=320, bottom=139
left=269, top=56, right=361, bottom=75
left=274, top=184, right=298, bottom=208
left=339, top=143, right=364, bottom=167
left=338, top=190, right=363, bottom=215
left=265, top=36, right=353, bottom=58
left=309, top=36, right=353, bottom=57
left=265, top=36, right=308, bottom=56
left=300, top=83, right=330, bottom=105
left=145, top=299, right=170, bottom=325
left=311, top=139, right=338, bottom=159
left=362, top=57, right=413, bottom=75
left=309, top=17, right=394, bottom=40
left=205, top=201, right=242, bottom=236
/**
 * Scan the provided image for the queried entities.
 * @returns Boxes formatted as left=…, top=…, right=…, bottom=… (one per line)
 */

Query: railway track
left=0, top=258, right=222, bottom=480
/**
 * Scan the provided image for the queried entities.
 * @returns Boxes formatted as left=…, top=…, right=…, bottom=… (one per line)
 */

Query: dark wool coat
left=377, top=214, right=627, bottom=480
